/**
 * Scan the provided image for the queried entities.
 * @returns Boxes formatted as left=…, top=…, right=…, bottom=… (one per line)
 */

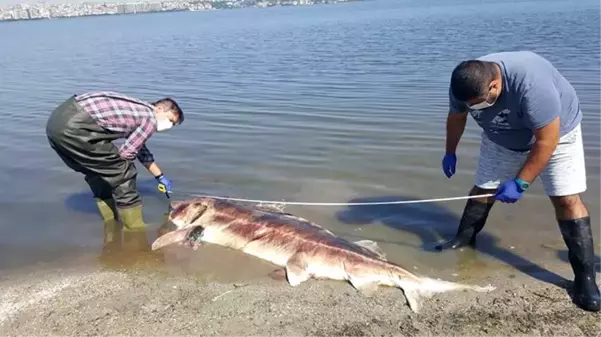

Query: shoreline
left=0, top=251, right=599, bottom=336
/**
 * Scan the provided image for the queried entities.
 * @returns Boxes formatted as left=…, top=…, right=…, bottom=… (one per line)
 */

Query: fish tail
left=393, top=273, right=495, bottom=313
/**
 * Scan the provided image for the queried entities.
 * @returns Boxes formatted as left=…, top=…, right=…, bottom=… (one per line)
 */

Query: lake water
left=0, top=0, right=599, bottom=284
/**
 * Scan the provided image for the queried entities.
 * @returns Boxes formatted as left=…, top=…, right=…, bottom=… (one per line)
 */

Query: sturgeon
left=151, top=197, right=495, bottom=313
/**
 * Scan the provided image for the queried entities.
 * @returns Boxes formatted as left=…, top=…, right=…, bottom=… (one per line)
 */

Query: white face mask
left=156, top=119, right=173, bottom=132
left=468, top=100, right=495, bottom=110
left=468, top=87, right=498, bottom=110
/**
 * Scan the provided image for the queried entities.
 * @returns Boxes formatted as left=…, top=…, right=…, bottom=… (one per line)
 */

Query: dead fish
left=151, top=197, right=495, bottom=313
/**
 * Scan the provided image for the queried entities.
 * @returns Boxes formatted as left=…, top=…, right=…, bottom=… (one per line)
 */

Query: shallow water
left=0, top=0, right=599, bottom=284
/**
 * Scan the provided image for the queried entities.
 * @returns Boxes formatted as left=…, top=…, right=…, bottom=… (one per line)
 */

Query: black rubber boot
left=558, top=216, right=600, bottom=312
left=435, top=199, right=494, bottom=250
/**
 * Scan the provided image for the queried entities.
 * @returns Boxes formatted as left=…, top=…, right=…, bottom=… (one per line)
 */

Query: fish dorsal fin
left=354, top=240, right=387, bottom=260
left=255, top=204, right=328, bottom=230
left=255, top=202, right=287, bottom=214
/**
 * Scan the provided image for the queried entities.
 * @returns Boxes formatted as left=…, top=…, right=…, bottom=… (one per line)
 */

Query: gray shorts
left=475, top=123, right=586, bottom=197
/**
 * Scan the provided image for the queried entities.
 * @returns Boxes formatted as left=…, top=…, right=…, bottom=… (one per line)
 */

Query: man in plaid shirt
left=46, top=91, right=184, bottom=240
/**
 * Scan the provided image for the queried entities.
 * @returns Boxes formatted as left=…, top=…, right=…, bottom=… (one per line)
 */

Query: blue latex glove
left=156, top=174, right=172, bottom=195
left=442, top=153, right=457, bottom=178
left=494, top=179, right=523, bottom=203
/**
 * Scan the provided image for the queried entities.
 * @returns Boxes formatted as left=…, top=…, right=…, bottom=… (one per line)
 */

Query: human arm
left=445, top=110, right=469, bottom=154
left=143, top=160, right=163, bottom=178
left=442, top=111, right=468, bottom=178
left=495, top=81, right=561, bottom=203
left=442, top=89, right=469, bottom=178
left=516, top=116, right=560, bottom=184
left=118, top=118, right=172, bottom=193
left=119, top=116, right=165, bottom=178
left=120, top=117, right=156, bottom=164
left=516, top=81, right=562, bottom=184
left=137, top=145, right=164, bottom=178
left=495, top=118, right=560, bottom=203
left=136, top=140, right=173, bottom=194
left=135, top=142, right=161, bottom=176
left=445, top=87, right=469, bottom=153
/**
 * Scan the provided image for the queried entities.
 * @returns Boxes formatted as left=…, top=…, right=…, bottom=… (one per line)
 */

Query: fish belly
left=242, top=243, right=295, bottom=267
left=306, top=260, right=348, bottom=281
left=201, top=226, right=295, bottom=268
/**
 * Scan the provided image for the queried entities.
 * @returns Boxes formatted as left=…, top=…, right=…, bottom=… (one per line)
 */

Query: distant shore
left=0, top=8, right=191, bottom=23
left=0, top=0, right=361, bottom=22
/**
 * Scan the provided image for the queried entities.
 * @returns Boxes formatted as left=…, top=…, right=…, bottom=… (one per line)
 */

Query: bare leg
left=550, top=194, right=589, bottom=220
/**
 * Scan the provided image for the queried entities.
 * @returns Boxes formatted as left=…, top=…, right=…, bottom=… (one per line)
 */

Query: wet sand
left=0, top=239, right=599, bottom=337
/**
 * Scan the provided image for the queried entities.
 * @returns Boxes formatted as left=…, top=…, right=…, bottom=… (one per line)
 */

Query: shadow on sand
left=334, top=195, right=598, bottom=289
left=557, top=250, right=601, bottom=273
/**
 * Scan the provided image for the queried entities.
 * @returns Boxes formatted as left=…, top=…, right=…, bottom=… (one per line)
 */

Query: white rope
left=177, top=192, right=496, bottom=206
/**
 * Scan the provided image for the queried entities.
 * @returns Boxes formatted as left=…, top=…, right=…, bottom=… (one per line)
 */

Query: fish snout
left=169, top=200, right=184, bottom=210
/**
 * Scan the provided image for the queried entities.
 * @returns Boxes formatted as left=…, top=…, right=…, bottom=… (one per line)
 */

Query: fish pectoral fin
left=354, top=240, right=387, bottom=260
left=349, top=276, right=379, bottom=297
left=151, top=227, right=194, bottom=251
left=268, top=268, right=287, bottom=281
left=285, top=254, right=311, bottom=287
left=395, top=280, right=431, bottom=314
left=403, top=289, right=422, bottom=313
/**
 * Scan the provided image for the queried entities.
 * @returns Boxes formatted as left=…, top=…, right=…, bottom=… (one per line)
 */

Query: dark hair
left=450, top=60, right=497, bottom=102
left=153, top=98, right=184, bottom=125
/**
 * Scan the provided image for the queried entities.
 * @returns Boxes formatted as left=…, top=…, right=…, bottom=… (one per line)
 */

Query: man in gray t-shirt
left=436, top=51, right=598, bottom=312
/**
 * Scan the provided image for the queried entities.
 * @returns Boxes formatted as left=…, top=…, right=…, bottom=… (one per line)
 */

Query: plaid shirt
left=75, top=91, right=157, bottom=164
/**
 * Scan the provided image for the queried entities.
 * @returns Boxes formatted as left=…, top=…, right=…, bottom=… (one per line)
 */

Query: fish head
left=151, top=198, right=210, bottom=251
left=168, top=199, right=210, bottom=229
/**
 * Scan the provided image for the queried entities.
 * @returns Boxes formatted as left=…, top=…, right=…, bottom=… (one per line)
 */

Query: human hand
left=494, top=179, right=523, bottom=203
left=442, top=153, right=457, bottom=178
left=156, top=174, right=172, bottom=195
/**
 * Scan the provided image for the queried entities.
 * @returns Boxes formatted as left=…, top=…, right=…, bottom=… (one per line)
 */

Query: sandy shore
left=0, top=248, right=599, bottom=337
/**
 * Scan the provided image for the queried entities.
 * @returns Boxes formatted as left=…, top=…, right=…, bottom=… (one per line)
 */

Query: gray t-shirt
left=449, top=51, right=582, bottom=151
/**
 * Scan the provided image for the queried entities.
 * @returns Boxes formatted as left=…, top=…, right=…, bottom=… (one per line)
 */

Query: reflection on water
left=94, top=207, right=278, bottom=282
left=96, top=218, right=166, bottom=272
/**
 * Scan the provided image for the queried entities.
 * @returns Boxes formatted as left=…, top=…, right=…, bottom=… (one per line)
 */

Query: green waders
left=45, top=95, right=147, bottom=239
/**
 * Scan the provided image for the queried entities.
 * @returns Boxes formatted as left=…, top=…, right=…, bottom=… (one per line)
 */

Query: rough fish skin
left=151, top=197, right=495, bottom=313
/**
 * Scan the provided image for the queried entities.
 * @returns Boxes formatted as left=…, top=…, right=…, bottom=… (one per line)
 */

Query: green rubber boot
left=118, top=204, right=164, bottom=268
left=117, top=204, right=146, bottom=232
left=95, top=197, right=118, bottom=222
left=94, top=198, right=123, bottom=267
left=95, top=197, right=122, bottom=246
left=100, top=218, right=122, bottom=259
